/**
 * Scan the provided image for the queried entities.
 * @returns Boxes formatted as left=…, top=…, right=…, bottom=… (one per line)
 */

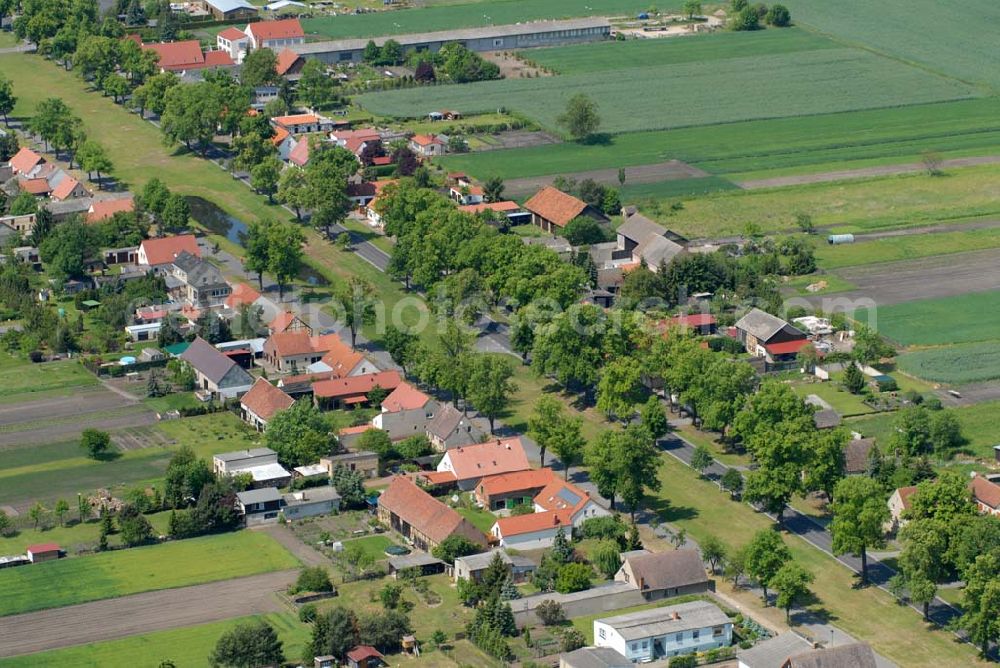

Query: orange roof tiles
left=458, top=201, right=521, bottom=215
left=269, top=311, right=307, bottom=334
left=378, top=476, right=485, bottom=546
left=271, top=126, right=290, bottom=147
left=313, top=370, right=402, bottom=399
left=381, top=382, right=431, bottom=412
left=273, top=113, right=321, bottom=126
left=288, top=138, right=310, bottom=166
left=19, top=178, right=51, bottom=195
left=494, top=509, right=571, bottom=536
left=240, top=377, right=294, bottom=421
left=896, top=485, right=919, bottom=510
left=524, top=186, right=588, bottom=228
left=51, top=176, right=81, bottom=201
left=318, top=333, right=366, bottom=376
left=140, top=234, right=200, bottom=266
left=248, top=18, right=304, bottom=42
left=340, top=424, right=376, bottom=436
left=266, top=330, right=318, bottom=357
left=142, top=40, right=205, bottom=70
left=87, top=197, right=134, bottom=223
left=275, top=48, right=301, bottom=76
left=218, top=27, right=247, bottom=41
left=478, top=468, right=556, bottom=498
left=534, top=478, right=591, bottom=513
left=410, top=133, right=441, bottom=146
left=9, top=147, right=43, bottom=174
left=971, top=476, right=1000, bottom=510
left=203, top=50, right=235, bottom=67
left=443, top=438, right=530, bottom=482
left=225, top=282, right=261, bottom=309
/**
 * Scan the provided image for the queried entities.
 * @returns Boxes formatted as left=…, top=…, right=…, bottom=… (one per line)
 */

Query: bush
left=669, top=655, right=697, bottom=668
left=296, top=566, right=333, bottom=594
left=299, top=603, right=318, bottom=623
left=579, top=515, right=626, bottom=541
left=555, top=563, right=592, bottom=594
left=560, top=627, right=586, bottom=652
left=535, top=599, right=566, bottom=626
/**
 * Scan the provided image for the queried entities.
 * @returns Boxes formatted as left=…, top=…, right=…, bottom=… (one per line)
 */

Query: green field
left=0, top=413, right=260, bottom=508
left=0, top=612, right=309, bottom=668
left=862, top=290, right=1000, bottom=347
left=815, top=227, right=1000, bottom=269
left=0, top=357, right=97, bottom=401
left=850, top=400, right=1000, bottom=460
left=455, top=504, right=498, bottom=533
left=0, top=532, right=299, bottom=617
left=898, top=344, right=1000, bottom=386
left=785, top=0, right=1000, bottom=89
left=360, top=47, right=978, bottom=135
left=304, top=0, right=656, bottom=39
left=439, top=98, right=1000, bottom=181
left=791, top=380, right=875, bottom=417
left=0, top=511, right=173, bottom=555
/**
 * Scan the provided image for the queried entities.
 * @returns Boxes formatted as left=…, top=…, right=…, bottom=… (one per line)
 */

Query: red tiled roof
left=764, top=339, right=811, bottom=355
left=534, top=478, right=591, bottom=514
left=420, top=470, right=458, bottom=485
left=313, top=370, right=402, bottom=399
left=87, top=197, right=134, bottom=223
left=140, top=234, right=200, bottom=266
left=266, top=330, right=319, bottom=357
left=248, top=18, right=304, bottom=42
left=203, top=50, right=235, bottom=67
left=9, top=147, right=43, bottom=174
left=346, top=646, right=383, bottom=663
left=240, top=377, right=294, bottom=421
left=275, top=48, right=301, bottom=76
left=271, top=126, right=290, bottom=147
left=442, top=438, right=529, bottom=482
left=288, top=138, right=310, bottom=166
left=372, top=155, right=392, bottom=166
left=225, top=282, right=261, bottom=309
left=494, top=509, right=570, bottom=536
left=896, top=485, right=918, bottom=510
left=142, top=40, right=205, bottom=70
left=665, top=313, right=716, bottom=328
left=26, top=543, right=61, bottom=553
left=381, top=382, right=431, bottom=412
left=971, top=476, right=1000, bottom=510
left=317, top=333, right=367, bottom=376
left=458, top=201, right=521, bottom=215
left=269, top=311, right=306, bottom=333
left=19, top=178, right=51, bottom=195
left=273, top=113, right=320, bottom=127
left=218, top=27, right=247, bottom=41
left=340, top=424, right=376, bottom=436
left=524, top=186, right=588, bottom=228
left=378, top=476, right=484, bottom=545
left=410, top=133, right=441, bottom=146
left=479, top=468, right=556, bottom=498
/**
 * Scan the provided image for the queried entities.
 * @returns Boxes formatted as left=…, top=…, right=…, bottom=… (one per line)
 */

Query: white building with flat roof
left=594, top=600, right=732, bottom=663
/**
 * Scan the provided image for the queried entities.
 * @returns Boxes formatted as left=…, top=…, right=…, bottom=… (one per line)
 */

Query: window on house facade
left=693, top=630, right=700, bottom=640
left=630, top=643, right=638, bottom=653
left=675, top=633, right=682, bottom=642
left=599, top=628, right=606, bottom=640
left=713, top=626, right=724, bottom=637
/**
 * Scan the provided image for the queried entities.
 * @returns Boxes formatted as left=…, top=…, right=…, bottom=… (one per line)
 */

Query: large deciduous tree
left=830, top=476, right=889, bottom=585
left=556, top=93, right=600, bottom=142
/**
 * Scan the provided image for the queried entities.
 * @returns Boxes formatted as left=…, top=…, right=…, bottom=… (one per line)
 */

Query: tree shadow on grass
left=92, top=450, right=122, bottom=462
left=643, top=495, right=697, bottom=524
left=581, top=133, right=613, bottom=146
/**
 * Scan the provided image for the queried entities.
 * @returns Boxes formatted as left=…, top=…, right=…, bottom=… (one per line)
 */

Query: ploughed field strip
left=504, top=160, right=709, bottom=197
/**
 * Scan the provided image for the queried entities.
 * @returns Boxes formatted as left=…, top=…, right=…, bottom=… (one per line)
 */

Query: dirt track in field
left=0, top=570, right=297, bottom=658
left=504, top=160, right=709, bottom=197
left=0, top=386, right=157, bottom=448
left=799, top=248, right=1000, bottom=310
left=737, top=154, right=1000, bottom=189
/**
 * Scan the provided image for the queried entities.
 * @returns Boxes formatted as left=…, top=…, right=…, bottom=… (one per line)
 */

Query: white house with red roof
left=137, top=234, right=200, bottom=268
left=87, top=197, right=135, bottom=223
left=490, top=475, right=609, bottom=549
left=8, top=147, right=44, bottom=176
left=141, top=40, right=234, bottom=73
left=272, top=113, right=335, bottom=135
left=409, top=133, right=445, bottom=158
left=372, top=381, right=438, bottom=440
left=240, top=377, right=295, bottom=431
left=244, top=18, right=305, bottom=51
left=435, top=437, right=530, bottom=491
left=216, top=26, right=251, bottom=62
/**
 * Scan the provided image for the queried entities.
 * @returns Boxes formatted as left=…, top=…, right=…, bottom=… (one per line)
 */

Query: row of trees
left=27, top=96, right=114, bottom=184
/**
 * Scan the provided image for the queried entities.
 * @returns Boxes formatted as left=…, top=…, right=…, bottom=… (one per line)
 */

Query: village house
left=491, top=476, right=609, bottom=549
left=594, top=600, right=732, bottom=663
left=843, top=438, right=876, bottom=475
left=970, top=473, right=1000, bottom=516
left=137, top=234, right=201, bottom=269
left=779, top=642, right=878, bottom=668
left=435, top=437, right=530, bottom=491
left=263, top=331, right=329, bottom=373
left=457, top=201, right=531, bottom=226
left=524, top=186, right=609, bottom=234
left=408, top=134, right=445, bottom=158
left=271, top=126, right=295, bottom=161
left=734, top=308, right=809, bottom=365
left=560, top=647, right=631, bottom=668
left=376, top=476, right=486, bottom=552
left=312, top=370, right=402, bottom=409
left=660, top=313, right=718, bottom=336
left=245, top=18, right=306, bottom=51
left=282, top=486, right=341, bottom=521
left=476, top=468, right=558, bottom=511
left=87, top=197, right=135, bottom=223
left=346, top=645, right=384, bottom=668
left=308, top=333, right=382, bottom=377
left=239, top=377, right=295, bottom=431
left=167, top=251, right=231, bottom=307
left=453, top=549, right=536, bottom=583
left=141, top=39, right=234, bottom=74
left=201, top=0, right=257, bottom=21
left=321, top=449, right=380, bottom=479
left=735, top=633, right=813, bottom=668
left=372, top=382, right=438, bottom=440
left=611, top=210, right=686, bottom=271
left=50, top=174, right=88, bottom=201
left=272, top=113, right=336, bottom=135
left=269, top=310, right=312, bottom=335
left=225, top=283, right=263, bottom=311
left=8, top=147, right=44, bottom=176
left=425, top=403, right=489, bottom=452
left=214, top=446, right=292, bottom=489
left=179, top=336, right=254, bottom=399
left=276, top=48, right=303, bottom=76
left=614, top=549, right=713, bottom=600
left=886, top=485, right=918, bottom=533
left=236, top=487, right=283, bottom=526
left=216, top=26, right=251, bottom=61
left=448, top=184, right=484, bottom=205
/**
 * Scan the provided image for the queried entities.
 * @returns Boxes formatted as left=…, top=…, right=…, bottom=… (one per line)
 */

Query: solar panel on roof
left=557, top=488, right=582, bottom=506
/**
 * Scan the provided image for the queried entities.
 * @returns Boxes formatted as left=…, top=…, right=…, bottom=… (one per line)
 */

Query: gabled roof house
left=376, top=476, right=486, bottom=551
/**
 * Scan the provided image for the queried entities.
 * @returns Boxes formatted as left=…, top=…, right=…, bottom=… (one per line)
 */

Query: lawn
left=651, top=455, right=987, bottom=667
left=0, top=531, right=299, bottom=617
left=455, top=504, right=498, bottom=533
left=303, top=0, right=658, bottom=39
left=438, top=97, right=1000, bottom=181
left=784, top=0, right=1000, bottom=89
left=359, top=47, right=978, bottom=135
left=0, top=510, right=174, bottom=555
left=341, top=534, right=395, bottom=561
left=790, top=380, right=876, bottom=416
left=0, top=612, right=309, bottom=668
left=0, top=356, right=97, bottom=401
left=815, top=227, right=1000, bottom=270
left=898, top=344, right=1000, bottom=386
left=860, top=290, right=1000, bottom=347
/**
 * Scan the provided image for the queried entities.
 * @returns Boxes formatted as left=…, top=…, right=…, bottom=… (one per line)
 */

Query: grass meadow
left=898, top=344, right=1000, bottom=385
left=438, top=98, right=1000, bottom=181
left=303, top=0, right=657, bottom=40
left=0, top=532, right=299, bottom=617
left=849, top=400, right=1000, bottom=460
left=814, top=227, right=1000, bottom=270
left=861, top=290, right=1000, bottom=347
left=0, top=612, right=309, bottom=668
left=359, top=47, right=978, bottom=135
left=784, top=0, right=1000, bottom=89
left=0, top=356, right=97, bottom=401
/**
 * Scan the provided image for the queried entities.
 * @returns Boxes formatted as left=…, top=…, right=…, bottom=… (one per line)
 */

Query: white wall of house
left=492, top=524, right=560, bottom=551
left=594, top=620, right=732, bottom=662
